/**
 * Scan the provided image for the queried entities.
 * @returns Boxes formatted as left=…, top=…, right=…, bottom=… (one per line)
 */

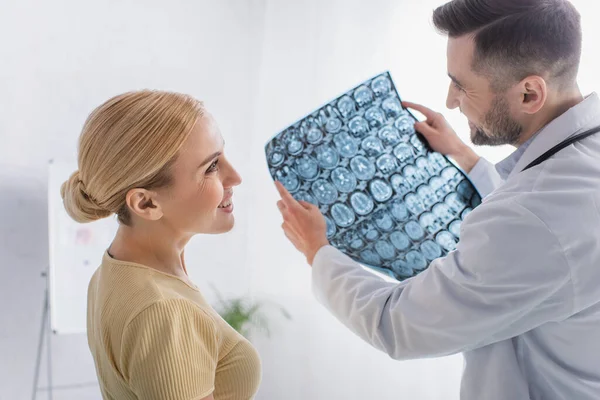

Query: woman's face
left=155, top=113, right=242, bottom=235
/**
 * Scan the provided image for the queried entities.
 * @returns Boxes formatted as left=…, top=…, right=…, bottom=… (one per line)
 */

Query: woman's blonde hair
left=61, top=90, right=205, bottom=225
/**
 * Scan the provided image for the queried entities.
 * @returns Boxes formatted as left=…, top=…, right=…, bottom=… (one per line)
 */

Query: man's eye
left=453, top=82, right=465, bottom=92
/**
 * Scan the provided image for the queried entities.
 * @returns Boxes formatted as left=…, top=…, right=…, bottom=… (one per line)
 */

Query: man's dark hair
left=433, top=0, right=582, bottom=91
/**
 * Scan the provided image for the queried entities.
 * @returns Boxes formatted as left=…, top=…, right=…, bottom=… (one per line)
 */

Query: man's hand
left=274, top=181, right=330, bottom=266
left=403, top=101, right=480, bottom=173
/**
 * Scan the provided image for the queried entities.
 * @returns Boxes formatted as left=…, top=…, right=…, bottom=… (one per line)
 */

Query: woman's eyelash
left=207, top=159, right=220, bottom=173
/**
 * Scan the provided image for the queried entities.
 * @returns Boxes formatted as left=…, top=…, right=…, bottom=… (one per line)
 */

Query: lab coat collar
left=494, top=92, right=600, bottom=180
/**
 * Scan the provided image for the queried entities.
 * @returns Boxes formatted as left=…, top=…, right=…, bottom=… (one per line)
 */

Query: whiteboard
left=48, top=160, right=118, bottom=334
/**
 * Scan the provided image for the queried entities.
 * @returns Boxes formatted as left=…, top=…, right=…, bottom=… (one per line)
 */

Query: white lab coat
left=312, top=93, right=600, bottom=400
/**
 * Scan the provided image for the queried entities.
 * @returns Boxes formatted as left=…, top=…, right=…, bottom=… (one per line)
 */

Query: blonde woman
left=61, top=91, right=261, bottom=400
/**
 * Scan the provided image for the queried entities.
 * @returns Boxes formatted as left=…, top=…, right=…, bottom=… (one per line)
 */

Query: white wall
left=3, top=0, right=600, bottom=399
left=0, top=0, right=265, bottom=398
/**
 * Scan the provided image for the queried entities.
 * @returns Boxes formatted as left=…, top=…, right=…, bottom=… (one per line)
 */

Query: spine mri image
left=265, top=72, right=482, bottom=281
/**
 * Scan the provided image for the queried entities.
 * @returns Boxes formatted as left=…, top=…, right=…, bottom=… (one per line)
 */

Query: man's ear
left=517, top=75, right=547, bottom=115
left=125, top=188, right=164, bottom=221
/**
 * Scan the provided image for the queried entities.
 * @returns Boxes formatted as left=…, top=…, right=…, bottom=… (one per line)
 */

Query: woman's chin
left=192, top=211, right=237, bottom=235
left=211, top=218, right=236, bottom=235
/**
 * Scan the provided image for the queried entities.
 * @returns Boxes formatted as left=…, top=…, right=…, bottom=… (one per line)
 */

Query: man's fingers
left=276, top=199, right=291, bottom=218
left=275, top=180, right=294, bottom=202
left=277, top=199, right=287, bottom=212
left=414, top=120, right=438, bottom=138
left=278, top=198, right=304, bottom=224
left=402, top=101, right=437, bottom=121
left=283, top=230, right=300, bottom=249
left=298, top=200, right=315, bottom=210
left=281, top=222, right=300, bottom=244
left=282, top=221, right=300, bottom=237
left=275, top=181, right=303, bottom=211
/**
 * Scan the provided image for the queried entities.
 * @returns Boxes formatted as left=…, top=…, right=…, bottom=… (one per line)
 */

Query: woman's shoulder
left=124, top=297, right=223, bottom=346
left=89, top=254, right=215, bottom=335
left=130, top=297, right=215, bottom=323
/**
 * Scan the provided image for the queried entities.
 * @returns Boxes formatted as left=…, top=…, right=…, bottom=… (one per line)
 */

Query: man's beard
left=470, top=95, right=522, bottom=146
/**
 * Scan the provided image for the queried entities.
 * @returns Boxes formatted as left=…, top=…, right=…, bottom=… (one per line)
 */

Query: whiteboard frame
left=47, top=159, right=118, bottom=334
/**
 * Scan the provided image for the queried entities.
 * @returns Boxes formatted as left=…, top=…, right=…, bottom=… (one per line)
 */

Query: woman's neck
left=108, top=223, right=191, bottom=279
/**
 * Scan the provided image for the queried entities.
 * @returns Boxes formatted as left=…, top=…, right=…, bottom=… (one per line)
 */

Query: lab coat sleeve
left=467, top=157, right=504, bottom=198
left=311, top=197, right=572, bottom=360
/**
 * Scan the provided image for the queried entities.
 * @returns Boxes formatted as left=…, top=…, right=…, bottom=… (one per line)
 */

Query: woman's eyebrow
left=198, top=151, right=222, bottom=168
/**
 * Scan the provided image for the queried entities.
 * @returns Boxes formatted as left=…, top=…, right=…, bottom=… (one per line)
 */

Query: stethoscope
left=521, top=125, right=600, bottom=172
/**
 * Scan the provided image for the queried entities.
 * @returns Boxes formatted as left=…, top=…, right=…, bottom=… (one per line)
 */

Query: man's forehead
left=448, top=35, right=475, bottom=60
left=447, top=35, right=475, bottom=76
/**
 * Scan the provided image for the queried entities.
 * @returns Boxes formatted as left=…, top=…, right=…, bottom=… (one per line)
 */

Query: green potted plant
left=211, top=285, right=291, bottom=339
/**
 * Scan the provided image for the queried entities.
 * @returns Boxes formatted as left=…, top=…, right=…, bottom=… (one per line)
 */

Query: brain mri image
left=265, top=72, right=482, bottom=281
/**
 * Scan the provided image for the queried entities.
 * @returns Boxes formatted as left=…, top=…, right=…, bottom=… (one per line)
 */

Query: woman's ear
left=125, top=188, right=164, bottom=221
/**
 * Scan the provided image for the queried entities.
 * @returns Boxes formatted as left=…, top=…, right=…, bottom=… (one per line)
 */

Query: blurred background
left=1, top=0, right=599, bottom=399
